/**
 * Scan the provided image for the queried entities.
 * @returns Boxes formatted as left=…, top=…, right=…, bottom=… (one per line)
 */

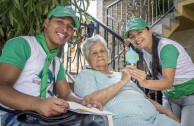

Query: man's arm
left=56, top=79, right=82, bottom=103
left=145, top=96, right=180, bottom=122
left=0, top=63, right=40, bottom=111
left=56, top=79, right=102, bottom=109
left=0, top=63, right=69, bottom=117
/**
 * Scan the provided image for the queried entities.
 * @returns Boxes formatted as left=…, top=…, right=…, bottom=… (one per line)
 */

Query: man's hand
left=34, top=98, right=69, bottom=117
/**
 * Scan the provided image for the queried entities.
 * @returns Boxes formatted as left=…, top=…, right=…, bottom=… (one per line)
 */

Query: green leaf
left=0, top=0, right=91, bottom=44
left=14, top=0, right=20, bottom=9
left=8, top=12, right=14, bottom=26
left=0, top=26, right=4, bottom=37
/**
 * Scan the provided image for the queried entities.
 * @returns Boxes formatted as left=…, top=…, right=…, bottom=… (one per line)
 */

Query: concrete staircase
left=176, top=0, right=194, bottom=21
left=152, top=0, right=194, bottom=38
left=152, top=12, right=180, bottom=37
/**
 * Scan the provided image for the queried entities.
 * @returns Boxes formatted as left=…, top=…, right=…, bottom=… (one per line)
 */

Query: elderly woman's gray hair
left=82, top=34, right=109, bottom=61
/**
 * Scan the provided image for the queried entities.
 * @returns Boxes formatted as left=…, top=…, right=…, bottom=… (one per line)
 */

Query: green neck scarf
left=36, top=33, right=59, bottom=99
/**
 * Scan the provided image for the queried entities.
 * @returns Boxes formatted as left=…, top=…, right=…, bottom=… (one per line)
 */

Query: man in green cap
left=0, top=5, right=102, bottom=125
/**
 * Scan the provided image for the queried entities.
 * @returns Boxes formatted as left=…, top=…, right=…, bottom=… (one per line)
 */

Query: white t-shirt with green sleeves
left=143, top=38, right=194, bottom=98
left=0, top=35, right=66, bottom=115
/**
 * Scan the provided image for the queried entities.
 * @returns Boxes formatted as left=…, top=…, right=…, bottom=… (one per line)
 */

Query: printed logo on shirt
left=32, top=69, right=54, bottom=85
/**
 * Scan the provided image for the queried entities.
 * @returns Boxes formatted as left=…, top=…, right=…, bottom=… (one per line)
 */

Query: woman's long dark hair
left=152, top=33, right=162, bottom=80
left=148, top=33, right=163, bottom=105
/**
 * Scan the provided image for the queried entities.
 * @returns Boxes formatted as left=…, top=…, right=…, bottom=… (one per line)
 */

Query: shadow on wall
left=169, top=29, right=194, bottom=63
left=185, top=47, right=194, bottom=63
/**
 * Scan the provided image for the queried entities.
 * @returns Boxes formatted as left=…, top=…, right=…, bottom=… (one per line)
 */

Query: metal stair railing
left=105, top=0, right=174, bottom=37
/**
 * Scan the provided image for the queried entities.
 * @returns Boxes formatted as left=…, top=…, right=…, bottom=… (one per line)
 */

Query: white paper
left=67, top=101, right=113, bottom=115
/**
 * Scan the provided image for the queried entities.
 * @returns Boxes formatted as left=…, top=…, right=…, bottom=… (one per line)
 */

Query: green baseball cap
left=124, top=18, right=148, bottom=39
left=47, top=5, right=80, bottom=29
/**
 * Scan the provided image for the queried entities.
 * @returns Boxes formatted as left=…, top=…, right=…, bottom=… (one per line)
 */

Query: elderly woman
left=74, top=34, right=180, bottom=126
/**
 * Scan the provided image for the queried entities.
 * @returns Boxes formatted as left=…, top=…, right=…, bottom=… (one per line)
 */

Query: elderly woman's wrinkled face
left=88, top=42, right=109, bottom=71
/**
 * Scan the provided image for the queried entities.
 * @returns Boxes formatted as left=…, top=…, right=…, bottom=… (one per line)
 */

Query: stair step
left=155, top=12, right=175, bottom=26
left=176, top=0, right=194, bottom=21
left=151, top=12, right=180, bottom=37
left=152, top=24, right=163, bottom=35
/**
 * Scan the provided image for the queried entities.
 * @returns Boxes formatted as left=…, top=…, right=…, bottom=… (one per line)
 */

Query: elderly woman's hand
left=80, top=96, right=103, bottom=111
left=120, top=67, right=132, bottom=84
left=126, top=65, right=148, bottom=88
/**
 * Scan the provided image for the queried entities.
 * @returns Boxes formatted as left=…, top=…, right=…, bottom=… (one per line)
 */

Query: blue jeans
left=163, top=94, right=194, bottom=126
left=1, top=113, right=105, bottom=126
left=1, top=113, right=41, bottom=126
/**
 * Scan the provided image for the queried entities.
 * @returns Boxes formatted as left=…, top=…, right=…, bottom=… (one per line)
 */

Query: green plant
left=0, top=0, right=92, bottom=54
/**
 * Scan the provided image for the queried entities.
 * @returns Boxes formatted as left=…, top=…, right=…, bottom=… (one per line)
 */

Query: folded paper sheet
left=67, top=101, right=113, bottom=115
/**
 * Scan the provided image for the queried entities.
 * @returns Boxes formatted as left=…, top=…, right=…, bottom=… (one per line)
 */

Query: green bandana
left=36, top=33, right=59, bottom=99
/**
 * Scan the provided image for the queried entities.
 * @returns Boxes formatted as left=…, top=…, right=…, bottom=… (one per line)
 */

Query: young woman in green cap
left=125, top=17, right=194, bottom=126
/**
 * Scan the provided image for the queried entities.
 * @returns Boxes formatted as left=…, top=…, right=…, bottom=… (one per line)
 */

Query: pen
left=48, top=90, right=58, bottom=98
left=47, top=90, right=74, bottom=111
